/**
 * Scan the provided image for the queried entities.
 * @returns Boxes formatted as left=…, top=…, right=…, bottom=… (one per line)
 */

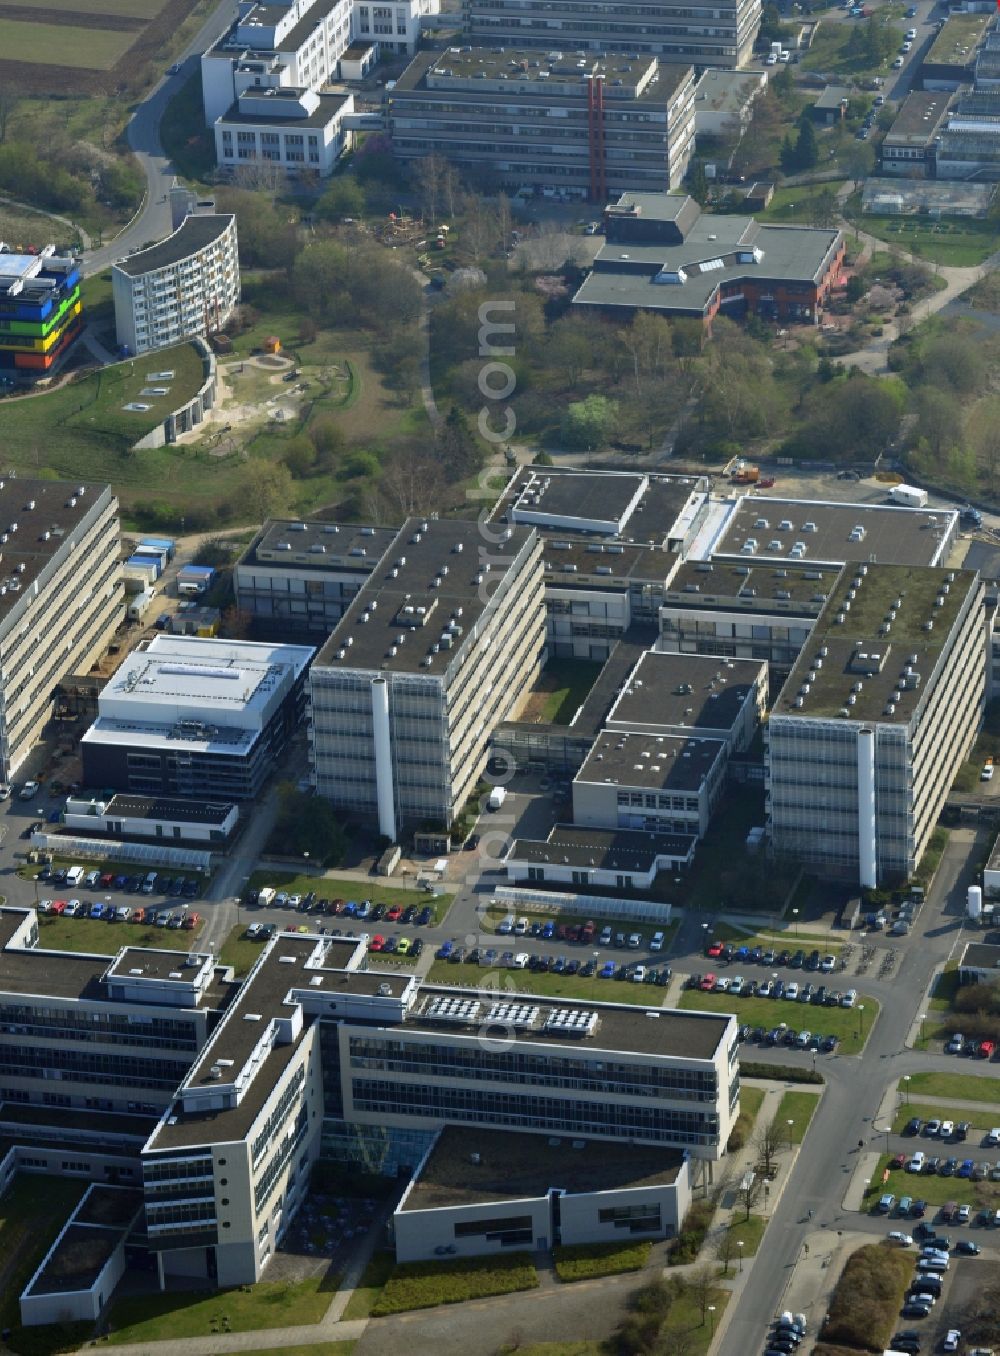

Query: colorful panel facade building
left=0, top=248, right=83, bottom=376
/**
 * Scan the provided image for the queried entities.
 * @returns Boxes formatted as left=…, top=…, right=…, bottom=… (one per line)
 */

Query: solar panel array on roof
left=421, top=995, right=482, bottom=1024
left=543, top=1008, right=599, bottom=1038
left=485, top=1002, right=540, bottom=1031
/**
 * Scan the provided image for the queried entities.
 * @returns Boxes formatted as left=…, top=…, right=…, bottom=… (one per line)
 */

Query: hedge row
left=370, top=1252, right=538, bottom=1317
left=741, top=1062, right=825, bottom=1085
left=819, top=1243, right=914, bottom=1352
left=554, top=1241, right=652, bottom=1282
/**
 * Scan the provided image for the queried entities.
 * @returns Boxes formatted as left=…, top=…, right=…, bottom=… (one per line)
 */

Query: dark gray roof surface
left=607, top=651, right=763, bottom=735
left=577, top=729, right=725, bottom=791
left=114, top=216, right=233, bottom=278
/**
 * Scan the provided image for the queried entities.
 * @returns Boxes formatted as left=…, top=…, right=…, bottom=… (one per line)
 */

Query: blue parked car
left=541, top=920, right=556, bottom=939
left=343, top=900, right=358, bottom=917
left=113, top=874, right=128, bottom=889
left=735, top=945, right=750, bottom=962
left=436, top=939, right=454, bottom=960
left=598, top=961, right=616, bottom=979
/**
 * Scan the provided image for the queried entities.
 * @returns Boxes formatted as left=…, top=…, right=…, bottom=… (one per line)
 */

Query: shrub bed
left=740, top=1062, right=825, bottom=1085
left=819, top=1243, right=914, bottom=1352
left=370, top=1253, right=538, bottom=1316
left=667, top=1197, right=714, bottom=1266
left=554, top=1240, right=651, bottom=1282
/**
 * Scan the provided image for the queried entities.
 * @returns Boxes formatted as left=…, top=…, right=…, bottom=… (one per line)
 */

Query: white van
left=65, top=866, right=85, bottom=887
left=141, top=871, right=158, bottom=895
left=496, top=914, right=516, bottom=935
left=257, top=887, right=276, bottom=908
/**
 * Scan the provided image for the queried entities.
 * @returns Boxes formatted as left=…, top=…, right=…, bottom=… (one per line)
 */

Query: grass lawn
left=0, top=1176, right=89, bottom=1344
left=7, top=0, right=158, bottom=14
left=528, top=658, right=603, bottom=725
left=891, top=1101, right=997, bottom=1135
left=729, top=1084, right=765, bottom=1151
left=159, top=69, right=216, bottom=183
left=342, top=1251, right=395, bottom=1321
left=902, top=1072, right=1000, bottom=1107
left=553, top=1240, right=652, bottom=1282
left=705, top=920, right=842, bottom=957
left=929, top=961, right=961, bottom=1013
left=721, top=1213, right=767, bottom=1265
left=776, top=1090, right=821, bottom=1144
left=218, top=924, right=266, bottom=977
left=659, top=1287, right=730, bottom=1356
left=247, top=871, right=453, bottom=924
left=866, top=1154, right=1000, bottom=1212
left=36, top=913, right=203, bottom=954
left=370, top=1253, right=538, bottom=1317
left=759, top=182, right=847, bottom=225
left=426, top=958, right=673, bottom=1006
left=499, top=1346, right=603, bottom=1356
left=800, top=17, right=901, bottom=79
left=0, top=341, right=205, bottom=473
left=229, top=1346, right=355, bottom=1356
left=0, top=18, right=137, bottom=69
left=858, top=213, right=999, bottom=267
left=679, top=990, right=878, bottom=1055
left=107, top=1273, right=340, bottom=1343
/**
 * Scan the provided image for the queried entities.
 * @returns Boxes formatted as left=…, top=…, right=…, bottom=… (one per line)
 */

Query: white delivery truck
left=487, top=786, right=507, bottom=811
left=890, top=484, right=929, bottom=509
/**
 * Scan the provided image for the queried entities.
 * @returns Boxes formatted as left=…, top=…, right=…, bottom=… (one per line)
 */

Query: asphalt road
left=81, top=0, right=240, bottom=278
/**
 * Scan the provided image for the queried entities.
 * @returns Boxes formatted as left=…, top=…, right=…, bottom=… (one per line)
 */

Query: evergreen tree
left=780, top=134, right=798, bottom=175
left=688, top=158, right=710, bottom=205
left=794, top=119, right=819, bottom=171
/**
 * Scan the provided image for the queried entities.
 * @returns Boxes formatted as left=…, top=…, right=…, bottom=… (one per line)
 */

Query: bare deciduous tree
left=753, top=1118, right=784, bottom=1179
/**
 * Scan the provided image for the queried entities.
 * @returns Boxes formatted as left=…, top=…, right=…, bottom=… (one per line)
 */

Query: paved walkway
left=80, top=325, right=118, bottom=367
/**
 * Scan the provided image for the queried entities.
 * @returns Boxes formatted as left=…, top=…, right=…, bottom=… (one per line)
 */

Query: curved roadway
left=81, top=0, right=239, bottom=278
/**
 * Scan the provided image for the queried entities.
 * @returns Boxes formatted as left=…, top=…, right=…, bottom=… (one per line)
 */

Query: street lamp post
left=787, top=1117, right=795, bottom=1151
left=903, top=1074, right=911, bottom=1105
left=737, top=1239, right=744, bottom=1273
left=919, top=1012, right=927, bottom=1045
left=708, top=1305, right=717, bottom=1339
left=857, top=1003, right=865, bottom=1038
left=792, top=907, right=799, bottom=936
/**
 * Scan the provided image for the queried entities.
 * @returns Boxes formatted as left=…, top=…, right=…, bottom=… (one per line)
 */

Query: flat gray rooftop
left=114, top=216, right=232, bottom=278
left=960, top=942, right=1000, bottom=970
left=608, top=651, right=763, bottom=735
left=0, top=479, right=110, bottom=628
left=885, top=91, right=952, bottom=144
left=406, top=985, right=730, bottom=1060
left=315, top=517, right=536, bottom=675
left=107, top=948, right=210, bottom=984
left=27, top=1224, right=124, bottom=1297
left=501, top=467, right=704, bottom=545
left=773, top=564, right=979, bottom=723
left=402, top=1125, right=684, bottom=1211
left=716, top=498, right=956, bottom=568
left=509, top=823, right=696, bottom=871
left=664, top=557, right=838, bottom=614
left=106, top=795, right=236, bottom=825
left=543, top=539, right=673, bottom=587
left=240, top=519, right=397, bottom=575
left=578, top=729, right=724, bottom=791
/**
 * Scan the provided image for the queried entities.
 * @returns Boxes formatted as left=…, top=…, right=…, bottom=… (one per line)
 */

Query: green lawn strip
left=704, top=921, right=841, bottom=954
left=534, top=658, right=603, bottom=724
left=720, top=1213, right=767, bottom=1265
left=159, top=69, right=216, bottom=183
left=857, top=213, right=998, bottom=268
left=106, top=1273, right=340, bottom=1343
left=426, top=958, right=671, bottom=1005
left=247, top=871, right=453, bottom=924
left=225, top=1346, right=356, bottom=1356
left=865, top=1153, right=1000, bottom=1212
left=22, top=854, right=210, bottom=883
left=370, top=1253, right=538, bottom=1317
left=342, top=1250, right=395, bottom=1320
left=728, top=1084, right=765, bottom=1152
left=890, top=1101, right=998, bottom=1136
left=553, top=1240, right=651, bottom=1282
left=775, top=1090, right=821, bottom=1144
left=0, top=1176, right=90, bottom=1345
left=218, top=925, right=265, bottom=976
left=929, top=960, right=960, bottom=1012
left=904, top=1072, right=1000, bottom=1107
left=499, top=1345, right=602, bottom=1356
left=678, top=990, right=877, bottom=1055
left=36, top=914, right=203, bottom=954
left=659, top=1288, right=730, bottom=1356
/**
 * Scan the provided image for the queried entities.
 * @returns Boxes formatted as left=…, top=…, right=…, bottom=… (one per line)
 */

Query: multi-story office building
left=573, top=192, right=845, bottom=325
left=0, top=248, right=83, bottom=379
left=111, top=212, right=240, bottom=357
left=573, top=729, right=726, bottom=838
left=214, top=85, right=355, bottom=178
left=0, top=478, right=123, bottom=781
left=389, top=49, right=696, bottom=198
left=879, top=91, right=951, bottom=178
left=460, top=0, right=762, bottom=69
left=234, top=519, right=398, bottom=639
left=0, top=907, right=736, bottom=1312
left=80, top=635, right=314, bottom=801
left=308, top=517, right=546, bottom=835
left=766, top=564, right=985, bottom=885
left=201, top=0, right=355, bottom=125
left=352, top=0, right=438, bottom=53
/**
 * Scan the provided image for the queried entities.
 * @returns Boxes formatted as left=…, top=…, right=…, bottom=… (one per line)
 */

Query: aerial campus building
left=111, top=212, right=240, bottom=357
left=0, top=247, right=84, bottom=379
left=307, top=517, right=546, bottom=835
left=0, top=478, right=123, bottom=782
left=388, top=49, right=697, bottom=198
left=460, top=0, right=762, bottom=68
left=766, top=564, right=985, bottom=886
left=0, top=907, right=737, bottom=1317
left=80, top=635, right=314, bottom=802
left=572, top=191, right=845, bottom=325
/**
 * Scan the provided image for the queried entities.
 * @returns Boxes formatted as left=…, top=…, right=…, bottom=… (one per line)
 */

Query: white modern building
left=63, top=794, right=240, bottom=845
left=308, top=517, right=546, bottom=835
left=573, top=729, right=726, bottom=838
left=0, top=478, right=123, bottom=781
left=214, top=86, right=355, bottom=177
left=80, top=635, right=314, bottom=801
left=766, top=564, right=985, bottom=885
left=112, top=213, right=240, bottom=357
left=605, top=651, right=767, bottom=753
left=352, top=0, right=438, bottom=54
